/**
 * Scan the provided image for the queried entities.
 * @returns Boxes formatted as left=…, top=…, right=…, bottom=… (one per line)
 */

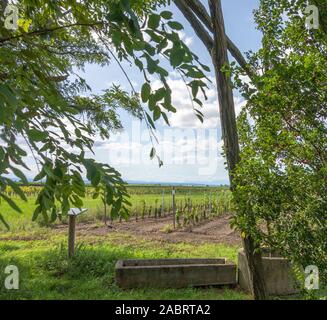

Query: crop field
left=0, top=184, right=232, bottom=233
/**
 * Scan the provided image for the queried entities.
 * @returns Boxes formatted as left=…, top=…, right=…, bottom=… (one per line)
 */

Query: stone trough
left=238, top=249, right=300, bottom=296
left=115, top=258, right=237, bottom=289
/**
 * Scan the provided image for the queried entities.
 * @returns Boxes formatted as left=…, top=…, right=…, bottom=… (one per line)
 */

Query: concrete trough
left=238, top=249, right=300, bottom=296
left=115, top=258, right=237, bottom=289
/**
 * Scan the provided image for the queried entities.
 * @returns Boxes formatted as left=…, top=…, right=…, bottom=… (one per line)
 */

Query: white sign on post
left=68, top=208, right=88, bottom=216
left=67, top=208, right=87, bottom=258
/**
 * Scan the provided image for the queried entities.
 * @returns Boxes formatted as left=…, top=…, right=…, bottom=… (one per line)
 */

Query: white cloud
left=150, top=75, right=246, bottom=129
left=92, top=120, right=227, bottom=178
left=177, top=30, right=194, bottom=47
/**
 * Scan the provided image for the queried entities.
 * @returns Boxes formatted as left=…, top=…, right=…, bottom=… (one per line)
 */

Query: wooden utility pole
left=209, top=0, right=267, bottom=300
left=174, top=0, right=267, bottom=299
left=209, top=0, right=239, bottom=180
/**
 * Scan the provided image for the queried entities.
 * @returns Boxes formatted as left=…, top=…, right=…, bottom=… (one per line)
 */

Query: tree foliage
left=0, top=0, right=209, bottom=227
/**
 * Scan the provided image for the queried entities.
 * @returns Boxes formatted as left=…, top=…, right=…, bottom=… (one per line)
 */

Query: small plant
left=160, top=224, right=174, bottom=234
left=141, top=200, right=146, bottom=220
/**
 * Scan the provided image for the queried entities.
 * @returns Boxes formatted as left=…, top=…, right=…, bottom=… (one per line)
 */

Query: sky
left=27, top=0, right=263, bottom=185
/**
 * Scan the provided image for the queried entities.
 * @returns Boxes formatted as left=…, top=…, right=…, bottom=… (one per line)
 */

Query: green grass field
left=0, top=231, right=249, bottom=300
left=0, top=185, right=247, bottom=300
left=0, top=185, right=325, bottom=300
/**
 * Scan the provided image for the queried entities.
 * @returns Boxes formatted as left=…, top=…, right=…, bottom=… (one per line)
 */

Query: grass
left=0, top=232, right=249, bottom=300
left=1, top=186, right=325, bottom=300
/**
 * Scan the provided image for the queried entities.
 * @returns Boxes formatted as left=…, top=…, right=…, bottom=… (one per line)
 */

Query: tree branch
left=184, top=0, right=212, bottom=31
left=174, top=0, right=256, bottom=79
left=0, top=22, right=103, bottom=44
left=174, top=0, right=213, bottom=53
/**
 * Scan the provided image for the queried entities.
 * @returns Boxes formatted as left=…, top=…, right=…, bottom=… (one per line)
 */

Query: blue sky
left=82, top=0, right=262, bottom=185
left=24, top=0, right=262, bottom=185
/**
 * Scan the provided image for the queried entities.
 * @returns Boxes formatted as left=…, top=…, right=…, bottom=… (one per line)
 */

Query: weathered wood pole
left=161, top=191, right=165, bottom=217
left=104, top=188, right=108, bottom=226
left=68, top=215, right=76, bottom=258
left=172, top=187, right=176, bottom=228
left=173, top=0, right=267, bottom=299
left=209, top=0, right=267, bottom=300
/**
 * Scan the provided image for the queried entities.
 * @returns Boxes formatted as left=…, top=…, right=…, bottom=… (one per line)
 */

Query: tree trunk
left=243, top=237, right=268, bottom=300
left=208, top=0, right=267, bottom=300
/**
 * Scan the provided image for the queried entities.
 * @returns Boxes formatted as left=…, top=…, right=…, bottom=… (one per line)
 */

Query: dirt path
left=71, top=213, right=241, bottom=246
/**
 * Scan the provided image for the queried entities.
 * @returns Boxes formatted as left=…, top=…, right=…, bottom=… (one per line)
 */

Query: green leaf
left=157, top=38, right=168, bottom=53
left=50, top=207, right=57, bottom=223
left=200, top=63, right=211, bottom=72
left=32, top=206, right=41, bottom=221
left=135, top=58, right=143, bottom=70
left=160, top=11, right=173, bottom=20
left=10, top=166, right=28, bottom=184
left=5, top=179, right=27, bottom=201
left=106, top=187, right=114, bottom=204
left=148, top=14, right=160, bottom=29
left=168, top=21, right=183, bottom=30
left=146, top=112, right=156, bottom=129
left=27, top=129, right=48, bottom=142
left=91, top=170, right=101, bottom=187
left=161, top=112, right=170, bottom=126
left=150, top=147, right=156, bottom=159
left=0, top=84, right=17, bottom=107
left=0, top=193, right=22, bottom=213
left=196, top=114, right=204, bottom=123
left=0, top=213, right=10, bottom=230
left=186, top=69, right=205, bottom=79
left=153, top=106, right=161, bottom=121
left=193, top=98, right=203, bottom=106
left=34, top=169, right=46, bottom=182
left=170, top=47, right=185, bottom=68
left=141, top=83, right=151, bottom=103
left=190, top=81, right=199, bottom=98
left=154, top=87, right=166, bottom=102
left=92, top=192, right=99, bottom=199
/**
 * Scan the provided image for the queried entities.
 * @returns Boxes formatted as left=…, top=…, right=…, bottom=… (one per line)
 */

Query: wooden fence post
left=68, top=215, right=76, bottom=258
left=67, top=208, right=87, bottom=258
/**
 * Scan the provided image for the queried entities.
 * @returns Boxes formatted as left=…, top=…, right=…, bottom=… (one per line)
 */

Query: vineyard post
left=209, top=192, right=212, bottom=214
left=188, top=191, right=191, bottom=212
left=161, top=190, right=165, bottom=217
left=172, top=187, right=176, bottom=228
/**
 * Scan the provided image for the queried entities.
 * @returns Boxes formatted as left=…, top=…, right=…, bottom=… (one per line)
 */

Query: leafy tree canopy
left=0, top=0, right=209, bottom=227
